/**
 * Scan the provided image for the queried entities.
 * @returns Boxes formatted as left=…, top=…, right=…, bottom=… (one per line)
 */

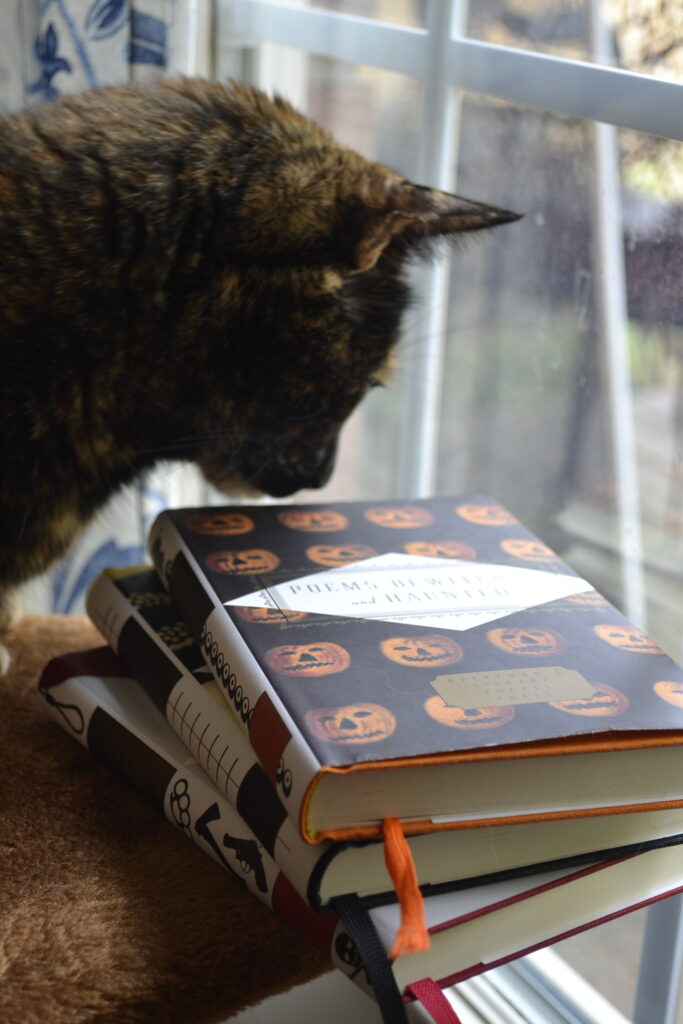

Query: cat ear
left=346, top=179, right=521, bottom=273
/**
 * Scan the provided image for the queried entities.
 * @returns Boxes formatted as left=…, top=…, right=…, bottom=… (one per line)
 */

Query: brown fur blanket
left=0, top=614, right=328, bottom=1024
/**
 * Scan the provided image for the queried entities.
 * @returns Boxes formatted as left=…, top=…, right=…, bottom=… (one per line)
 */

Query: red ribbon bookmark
left=407, top=978, right=464, bottom=1024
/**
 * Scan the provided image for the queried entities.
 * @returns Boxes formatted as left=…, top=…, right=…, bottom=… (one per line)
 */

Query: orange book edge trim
left=299, top=730, right=683, bottom=843
left=312, top=799, right=683, bottom=843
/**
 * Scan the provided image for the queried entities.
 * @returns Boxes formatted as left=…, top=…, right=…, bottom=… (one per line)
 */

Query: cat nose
left=257, top=437, right=339, bottom=498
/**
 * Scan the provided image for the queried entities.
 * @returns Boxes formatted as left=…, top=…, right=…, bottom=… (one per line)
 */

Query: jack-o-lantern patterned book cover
left=149, top=496, right=683, bottom=837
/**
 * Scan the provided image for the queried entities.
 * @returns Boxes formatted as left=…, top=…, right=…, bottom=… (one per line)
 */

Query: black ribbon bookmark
left=332, top=894, right=408, bottom=1024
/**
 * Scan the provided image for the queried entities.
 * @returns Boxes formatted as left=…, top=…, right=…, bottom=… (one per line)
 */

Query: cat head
left=0, top=78, right=520, bottom=600
left=4, top=79, right=519, bottom=507
left=167, top=80, right=520, bottom=498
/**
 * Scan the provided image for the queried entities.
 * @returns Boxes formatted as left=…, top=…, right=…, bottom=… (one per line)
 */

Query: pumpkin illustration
left=424, top=695, right=515, bottom=729
left=306, top=543, right=377, bottom=567
left=205, top=549, right=280, bottom=575
left=487, top=626, right=568, bottom=656
left=305, top=702, right=396, bottom=743
left=380, top=634, right=463, bottom=668
left=500, top=538, right=557, bottom=562
left=455, top=503, right=517, bottom=526
left=265, top=641, right=351, bottom=676
left=234, top=606, right=309, bottom=624
left=277, top=509, right=348, bottom=532
left=403, top=539, right=476, bottom=560
left=594, top=624, right=662, bottom=654
left=185, top=511, right=254, bottom=535
left=653, top=680, right=683, bottom=710
left=363, top=504, right=434, bottom=528
left=549, top=682, right=629, bottom=717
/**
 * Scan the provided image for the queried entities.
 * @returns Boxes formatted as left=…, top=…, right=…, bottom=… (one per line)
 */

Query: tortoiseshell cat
left=0, top=77, right=519, bottom=655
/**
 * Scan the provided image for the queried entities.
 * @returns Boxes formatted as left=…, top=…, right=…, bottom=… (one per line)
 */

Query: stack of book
left=39, top=496, right=683, bottom=1023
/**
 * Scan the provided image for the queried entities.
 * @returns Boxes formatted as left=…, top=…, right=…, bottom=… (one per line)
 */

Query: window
left=216, top=2, right=683, bottom=1020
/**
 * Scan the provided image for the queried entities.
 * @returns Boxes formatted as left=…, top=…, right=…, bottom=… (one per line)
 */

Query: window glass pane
left=552, top=909, right=647, bottom=1018
left=468, top=0, right=589, bottom=60
left=306, top=55, right=423, bottom=168
left=608, top=0, right=683, bottom=82
left=437, top=99, right=602, bottom=552
left=438, top=93, right=683, bottom=661
left=438, top=91, right=683, bottom=1013
left=467, top=0, right=683, bottom=85
left=261, top=0, right=426, bottom=28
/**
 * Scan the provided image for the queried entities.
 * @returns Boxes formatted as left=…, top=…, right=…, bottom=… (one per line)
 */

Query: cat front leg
left=0, top=588, right=21, bottom=675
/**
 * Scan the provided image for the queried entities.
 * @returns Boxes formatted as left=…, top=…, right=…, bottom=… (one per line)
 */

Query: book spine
left=38, top=657, right=375, bottom=1001
left=149, top=513, right=322, bottom=833
left=40, top=663, right=284, bottom=907
left=86, top=570, right=325, bottom=905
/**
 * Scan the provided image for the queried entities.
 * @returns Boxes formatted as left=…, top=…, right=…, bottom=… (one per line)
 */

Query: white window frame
left=214, top=3, right=683, bottom=1020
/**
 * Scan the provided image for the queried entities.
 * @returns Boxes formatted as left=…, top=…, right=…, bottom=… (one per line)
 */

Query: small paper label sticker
left=228, top=553, right=593, bottom=631
left=431, top=666, right=597, bottom=709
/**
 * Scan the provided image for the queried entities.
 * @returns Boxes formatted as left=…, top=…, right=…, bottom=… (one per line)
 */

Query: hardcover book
left=147, top=496, right=683, bottom=845
left=38, top=648, right=683, bottom=1017
left=86, top=565, right=683, bottom=911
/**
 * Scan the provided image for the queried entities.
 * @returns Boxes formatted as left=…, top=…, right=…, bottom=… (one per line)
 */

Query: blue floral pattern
left=129, top=10, right=167, bottom=66
left=0, top=0, right=208, bottom=616
left=84, top=0, right=129, bottom=41
left=28, top=23, right=72, bottom=101
left=18, top=1, right=179, bottom=107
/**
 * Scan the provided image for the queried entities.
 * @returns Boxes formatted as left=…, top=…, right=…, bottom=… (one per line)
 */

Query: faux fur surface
left=0, top=614, right=328, bottom=1024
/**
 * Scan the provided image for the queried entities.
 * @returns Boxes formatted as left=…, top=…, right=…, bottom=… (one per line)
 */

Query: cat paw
left=0, top=588, right=21, bottom=632
left=0, top=589, right=21, bottom=675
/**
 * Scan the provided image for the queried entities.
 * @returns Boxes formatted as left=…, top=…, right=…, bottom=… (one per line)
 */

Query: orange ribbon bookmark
left=382, top=817, right=430, bottom=959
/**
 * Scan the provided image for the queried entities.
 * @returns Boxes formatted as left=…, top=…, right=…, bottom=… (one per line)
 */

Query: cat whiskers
left=134, top=428, right=242, bottom=458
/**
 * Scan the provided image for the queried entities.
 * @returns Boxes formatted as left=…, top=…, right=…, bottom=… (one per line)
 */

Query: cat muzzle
left=257, top=437, right=339, bottom=498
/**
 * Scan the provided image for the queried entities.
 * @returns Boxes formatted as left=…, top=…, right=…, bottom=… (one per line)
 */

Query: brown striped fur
left=0, top=77, right=519, bottom=633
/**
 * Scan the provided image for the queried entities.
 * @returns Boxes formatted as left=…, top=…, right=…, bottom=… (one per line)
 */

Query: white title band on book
left=227, top=553, right=593, bottom=631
